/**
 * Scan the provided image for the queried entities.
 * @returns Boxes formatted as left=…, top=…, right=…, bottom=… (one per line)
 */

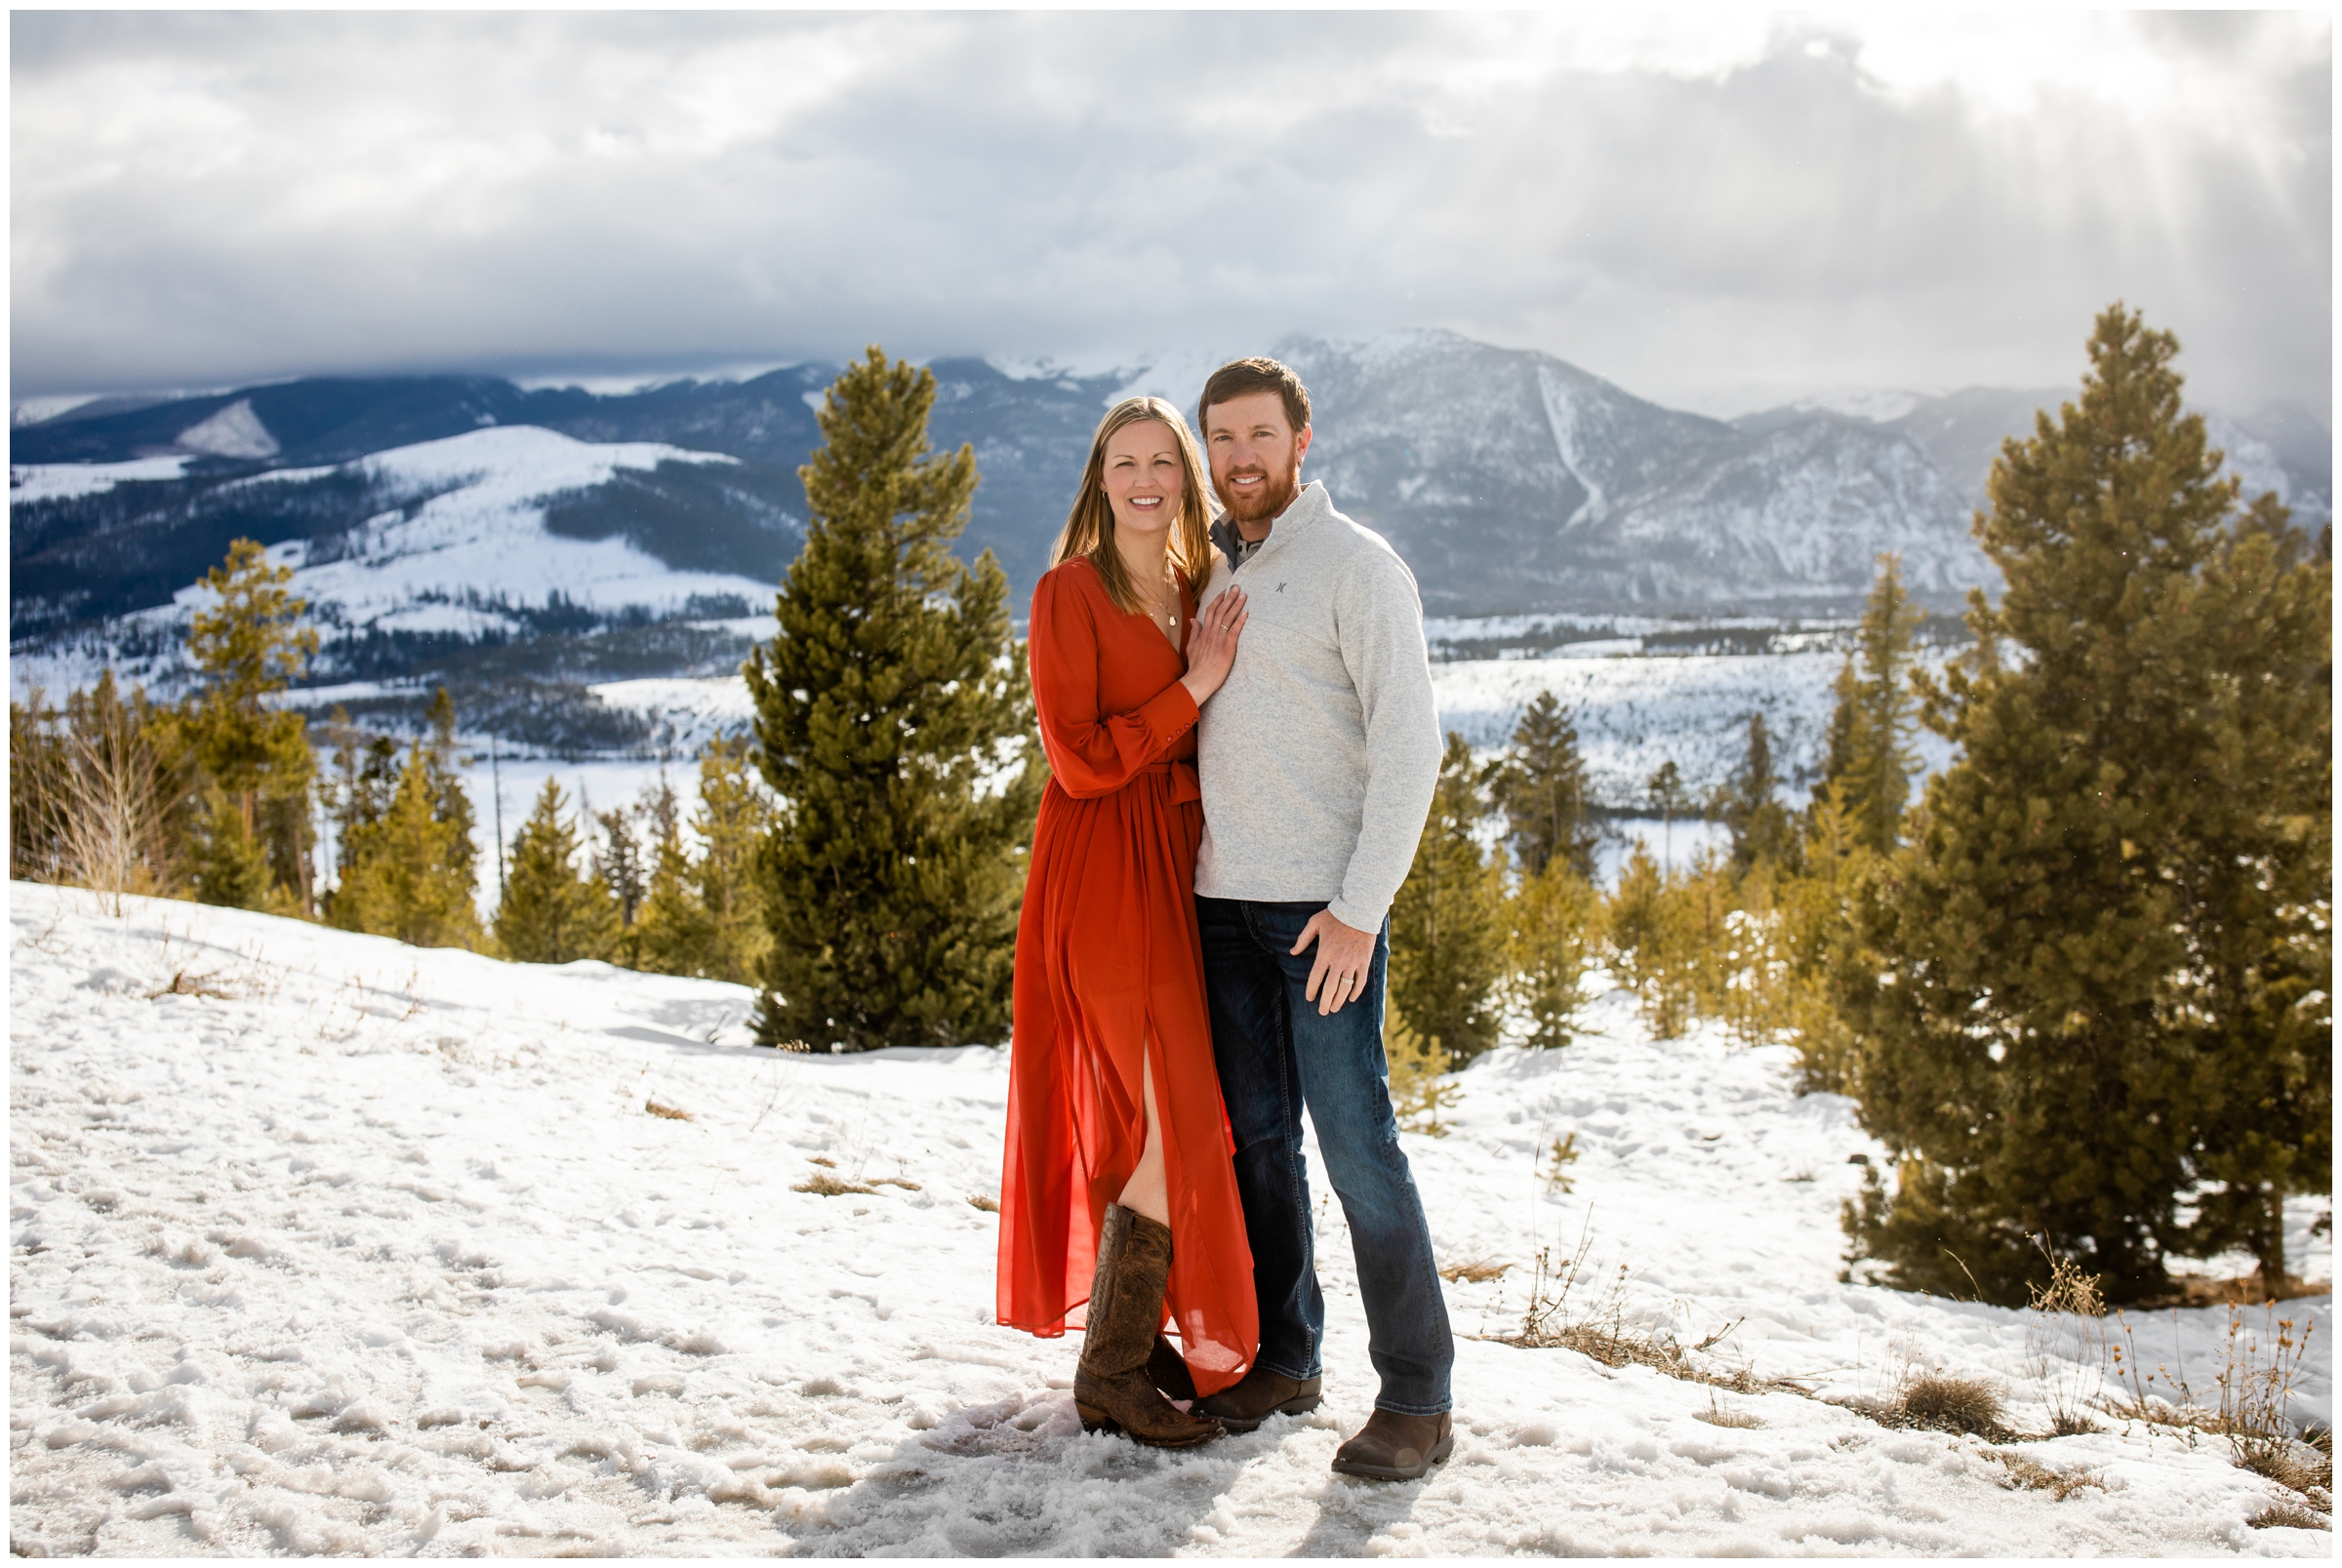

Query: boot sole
left=1204, top=1391, right=1324, bottom=1434
left=1076, top=1403, right=1222, bottom=1448
left=1330, top=1431, right=1454, bottom=1481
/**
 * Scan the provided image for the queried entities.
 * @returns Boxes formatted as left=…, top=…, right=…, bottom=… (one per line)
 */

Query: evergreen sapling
left=744, top=347, right=1039, bottom=1050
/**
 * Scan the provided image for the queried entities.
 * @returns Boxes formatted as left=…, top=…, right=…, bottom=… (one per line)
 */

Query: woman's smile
left=1102, top=420, right=1187, bottom=535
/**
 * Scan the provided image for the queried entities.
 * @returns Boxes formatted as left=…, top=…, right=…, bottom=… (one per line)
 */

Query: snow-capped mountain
left=12, top=331, right=2326, bottom=725
left=1282, top=333, right=1990, bottom=614
left=1734, top=382, right=2332, bottom=535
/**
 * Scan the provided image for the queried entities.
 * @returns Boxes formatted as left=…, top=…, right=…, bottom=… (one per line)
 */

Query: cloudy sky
left=11, top=10, right=2330, bottom=417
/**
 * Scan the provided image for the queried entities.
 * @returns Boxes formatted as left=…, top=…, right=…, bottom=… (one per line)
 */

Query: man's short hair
left=1198, top=358, right=1312, bottom=437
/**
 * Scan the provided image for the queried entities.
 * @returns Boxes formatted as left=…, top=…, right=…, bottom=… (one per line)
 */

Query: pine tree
left=1772, top=787, right=1874, bottom=1094
left=1604, top=838, right=1696, bottom=1039
left=2166, top=498, right=2330, bottom=1283
left=184, top=539, right=320, bottom=910
left=629, top=745, right=778, bottom=985
left=690, top=737, right=777, bottom=985
left=1717, top=713, right=1797, bottom=871
left=493, top=779, right=621, bottom=964
left=333, top=746, right=482, bottom=948
left=327, top=692, right=478, bottom=930
left=419, top=689, right=478, bottom=887
left=1382, top=1002, right=1459, bottom=1136
left=1815, top=555, right=1923, bottom=855
left=1646, top=759, right=1687, bottom=866
left=594, top=805, right=647, bottom=945
left=632, top=776, right=719, bottom=978
left=1389, top=732, right=1509, bottom=1064
left=192, top=784, right=275, bottom=909
left=1508, top=855, right=1599, bottom=1048
left=1840, top=304, right=2331, bottom=1304
left=743, top=347, right=1040, bottom=1049
left=325, top=710, right=400, bottom=843
left=1489, top=692, right=1599, bottom=879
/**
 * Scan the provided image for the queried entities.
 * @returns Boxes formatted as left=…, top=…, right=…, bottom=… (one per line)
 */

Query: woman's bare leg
left=1116, top=1047, right=1169, bottom=1226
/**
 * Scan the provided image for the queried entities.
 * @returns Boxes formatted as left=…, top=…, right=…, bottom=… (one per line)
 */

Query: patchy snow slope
left=235, top=426, right=767, bottom=634
left=9, top=456, right=194, bottom=503
left=9, top=886, right=2329, bottom=1557
left=10, top=428, right=779, bottom=704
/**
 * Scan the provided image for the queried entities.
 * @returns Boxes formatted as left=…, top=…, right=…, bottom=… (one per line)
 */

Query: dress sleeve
left=1030, top=567, right=1200, bottom=800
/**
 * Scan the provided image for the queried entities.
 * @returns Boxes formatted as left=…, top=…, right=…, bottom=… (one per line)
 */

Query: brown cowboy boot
left=1331, top=1409, right=1453, bottom=1480
left=1074, top=1205, right=1222, bottom=1447
left=1148, top=1336, right=1197, bottom=1404
left=1194, top=1363, right=1323, bottom=1432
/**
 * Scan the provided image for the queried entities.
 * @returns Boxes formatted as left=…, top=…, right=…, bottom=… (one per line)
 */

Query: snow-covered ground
left=11, top=884, right=2329, bottom=1556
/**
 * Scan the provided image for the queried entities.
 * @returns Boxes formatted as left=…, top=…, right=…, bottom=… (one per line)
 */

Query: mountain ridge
left=13, top=330, right=2327, bottom=720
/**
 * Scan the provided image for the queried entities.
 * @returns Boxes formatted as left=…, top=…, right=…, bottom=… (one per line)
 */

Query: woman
left=996, top=396, right=1255, bottom=1448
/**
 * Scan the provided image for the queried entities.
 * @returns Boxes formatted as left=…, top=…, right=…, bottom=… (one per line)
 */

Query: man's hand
left=1292, top=908, right=1377, bottom=1017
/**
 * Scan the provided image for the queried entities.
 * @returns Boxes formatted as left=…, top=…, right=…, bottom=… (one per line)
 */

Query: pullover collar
left=1210, top=481, right=1329, bottom=573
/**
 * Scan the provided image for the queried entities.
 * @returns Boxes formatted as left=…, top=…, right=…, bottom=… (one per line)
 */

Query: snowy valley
left=9, top=886, right=2329, bottom=1556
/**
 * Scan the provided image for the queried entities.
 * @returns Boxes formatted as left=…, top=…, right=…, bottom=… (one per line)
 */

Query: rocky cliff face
left=1282, top=332, right=1986, bottom=614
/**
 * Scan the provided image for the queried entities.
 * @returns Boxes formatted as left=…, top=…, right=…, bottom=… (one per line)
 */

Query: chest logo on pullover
left=1275, top=583, right=1288, bottom=593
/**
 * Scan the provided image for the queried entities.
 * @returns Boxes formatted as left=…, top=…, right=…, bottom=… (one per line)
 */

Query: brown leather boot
left=1195, top=1364, right=1324, bottom=1432
left=1331, top=1409, right=1453, bottom=1480
left=1073, top=1205, right=1221, bottom=1447
left=1148, top=1336, right=1197, bottom=1404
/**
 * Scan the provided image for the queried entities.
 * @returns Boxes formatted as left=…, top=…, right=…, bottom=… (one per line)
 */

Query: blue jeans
left=1196, top=897, right=1454, bottom=1415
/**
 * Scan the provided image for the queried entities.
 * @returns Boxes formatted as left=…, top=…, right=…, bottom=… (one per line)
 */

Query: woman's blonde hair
left=1049, top=396, right=1217, bottom=617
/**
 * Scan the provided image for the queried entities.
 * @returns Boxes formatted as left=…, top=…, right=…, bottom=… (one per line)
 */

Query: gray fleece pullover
left=1193, top=481, right=1441, bottom=932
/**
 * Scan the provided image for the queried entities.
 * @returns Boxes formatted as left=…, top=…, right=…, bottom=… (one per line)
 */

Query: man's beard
left=1217, top=456, right=1302, bottom=525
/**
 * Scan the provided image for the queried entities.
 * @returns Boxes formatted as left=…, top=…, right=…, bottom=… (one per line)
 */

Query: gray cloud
left=10, top=11, right=2328, bottom=416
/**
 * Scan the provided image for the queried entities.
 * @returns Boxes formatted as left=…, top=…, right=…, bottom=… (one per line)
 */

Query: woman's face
left=1101, top=419, right=1186, bottom=542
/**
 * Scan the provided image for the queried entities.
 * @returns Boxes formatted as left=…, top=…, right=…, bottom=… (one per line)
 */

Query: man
left=1187, top=357, right=1454, bottom=1480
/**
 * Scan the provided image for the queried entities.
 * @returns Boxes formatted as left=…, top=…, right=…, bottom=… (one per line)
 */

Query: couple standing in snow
left=996, top=358, right=1455, bottom=1481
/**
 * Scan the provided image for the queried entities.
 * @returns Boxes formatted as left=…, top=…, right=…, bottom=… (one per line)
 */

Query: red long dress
left=996, top=557, right=1258, bottom=1395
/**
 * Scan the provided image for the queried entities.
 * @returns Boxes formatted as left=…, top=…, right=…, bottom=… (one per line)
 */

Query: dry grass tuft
left=1440, top=1258, right=1511, bottom=1284
left=1988, top=1450, right=2105, bottom=1500
left=645, top=1100, right=693, bottom=1121
left=792, top=1172, right=877, bottom=1197
left=2239, top=1442, right=2333, bottom=1502
left=2026, top=1249, right=2109, bottom=1436
left=1491, top=1222, right=1765, bottom=1395
left=149, top=967, right=237, bottom=1000
left=2248, top=1502, right=2331, bottom=1532
left=966, top=1194, right=999, bottom=1213
left=1895, top=1373, right=2009, bottom=1438
left=2219, top=1308, right=2322, bottom=1496
left=871, top=1176, right=921, bottom=1191
left=806, top=1156, right=836, bottom=1168
left=1694, top=1393, right=1763, bottom=1429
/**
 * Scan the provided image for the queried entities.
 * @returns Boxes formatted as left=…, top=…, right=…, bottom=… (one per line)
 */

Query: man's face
left=1203, top=390, right=1312, bottom=527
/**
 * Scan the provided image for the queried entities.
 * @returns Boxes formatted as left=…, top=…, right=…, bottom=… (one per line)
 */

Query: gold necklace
left=1156, top=575, right=1180, bottom=628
